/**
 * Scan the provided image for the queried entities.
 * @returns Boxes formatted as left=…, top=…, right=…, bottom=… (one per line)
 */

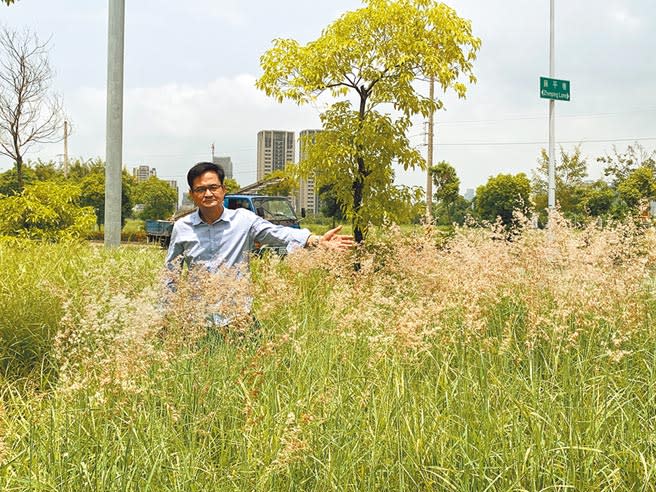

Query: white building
left=256, top=130, right=295, bottom=181
left=297, top=129, right=321, bottom=215
left=133, top=165, right=156, bottom=182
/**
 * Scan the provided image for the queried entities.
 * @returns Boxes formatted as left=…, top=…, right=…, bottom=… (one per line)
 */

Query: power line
left=420, top=136, right=656, bottom=147
left=436, top=108, right=656, bottom=126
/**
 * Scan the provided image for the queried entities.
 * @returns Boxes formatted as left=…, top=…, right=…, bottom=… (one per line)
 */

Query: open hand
left=319, top=225, right=355, bottom=251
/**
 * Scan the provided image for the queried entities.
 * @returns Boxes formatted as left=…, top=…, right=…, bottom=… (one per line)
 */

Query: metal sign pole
left=548, top=0, right=556, bottom=210
left=426, top=77, right=434, bottom=222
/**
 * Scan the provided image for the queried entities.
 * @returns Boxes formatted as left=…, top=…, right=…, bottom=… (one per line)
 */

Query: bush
left=0, top=181, right=96, bottom=241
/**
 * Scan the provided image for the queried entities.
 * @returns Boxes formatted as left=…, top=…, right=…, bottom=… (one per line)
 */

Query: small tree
left=223, top=178, right=240, bottom=194
left=258, top=0, right=480, bottom=241
left=580, top=180, right=616, bottom=218
left=475, top=173, right=531, bottom=227
left=32, top=159, right=63, bottom=181
left=0, top=166, right=36, bottom=196
left=0, top=27, right=63, bottom=192
left=431, top=161, right=464, bottom=225
left=432, top=161, right=460, bottom=204
left=133, top=176, right=178, bottom=221
left=617, top=166, right=656, bottom=209
left=79, top=170, right=134, bottom=227
left=66, top=158, right=105, bottom=181
left=319, top=183, right=344, bottom=228
left=532, top=145, right=589, bottom=223
left=598, top=143, right=656, bottom=186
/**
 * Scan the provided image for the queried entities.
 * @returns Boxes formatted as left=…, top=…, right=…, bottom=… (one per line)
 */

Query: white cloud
left=609, top=7, right=642, bottom=29
left=54, top=75, right=325, bottom=188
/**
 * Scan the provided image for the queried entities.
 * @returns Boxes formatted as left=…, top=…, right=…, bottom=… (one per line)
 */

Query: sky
left=1, top=0, right=655, bottom=197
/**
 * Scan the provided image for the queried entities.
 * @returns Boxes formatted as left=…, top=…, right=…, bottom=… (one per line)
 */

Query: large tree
left=257, top=0, right=480, bottom=242
left=0, top=27, right=64, bottom=192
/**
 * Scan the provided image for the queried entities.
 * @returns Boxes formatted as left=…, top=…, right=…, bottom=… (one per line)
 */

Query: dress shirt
left=164, top=207, right=311, bottom=327
left=165, top=207, right=311, bottom=274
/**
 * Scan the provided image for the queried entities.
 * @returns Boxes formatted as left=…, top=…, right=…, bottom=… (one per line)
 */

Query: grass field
left=1, top=217, right=656, bottom=490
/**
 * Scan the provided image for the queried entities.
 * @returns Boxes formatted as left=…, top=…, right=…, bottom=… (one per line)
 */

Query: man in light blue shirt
left=165, top=161, right=353, bottom=283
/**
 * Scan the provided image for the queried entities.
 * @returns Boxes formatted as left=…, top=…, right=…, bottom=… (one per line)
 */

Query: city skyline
left=1, top=0, right=654, bottom=200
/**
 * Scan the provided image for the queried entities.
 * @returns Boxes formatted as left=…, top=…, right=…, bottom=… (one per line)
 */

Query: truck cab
left=224, top=194, right=301, bottom=229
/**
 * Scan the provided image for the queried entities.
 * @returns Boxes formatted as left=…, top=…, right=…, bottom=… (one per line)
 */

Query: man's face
left=190, top=171, right=226, bottom=215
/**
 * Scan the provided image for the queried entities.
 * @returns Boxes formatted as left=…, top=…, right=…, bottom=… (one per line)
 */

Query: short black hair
left=187, top=162, right=225, bottom=188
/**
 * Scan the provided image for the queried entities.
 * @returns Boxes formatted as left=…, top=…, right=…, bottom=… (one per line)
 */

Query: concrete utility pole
left=548, top=0, right=556, bottom=209
left=211, top=142, right=215, bottom=161
left=104, top=0, right=125, bottom=247
left=426, top=77, right=435, bottom=222
left=63, top=120, right=69, bottom=178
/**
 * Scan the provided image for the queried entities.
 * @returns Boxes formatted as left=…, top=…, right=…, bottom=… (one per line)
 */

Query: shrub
left=0, top=181, right=96, bottom=241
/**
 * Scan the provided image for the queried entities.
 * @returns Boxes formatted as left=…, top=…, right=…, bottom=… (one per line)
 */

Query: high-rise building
left=297, top=129, right=321, bottom=215
left=164, top=179, right=180, bottom=207
left=256, top=130, right=295, bottom=181
left=133, top=165, right=156, bottom=182
left=213, top=156, right=233, bottom=180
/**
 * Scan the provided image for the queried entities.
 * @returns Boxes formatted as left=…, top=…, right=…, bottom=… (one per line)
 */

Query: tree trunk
left=353, top=155, right=365, bottom=243
left=15, top=155, right=24, bottom=192
left=353, top=89, right=368, bottom=244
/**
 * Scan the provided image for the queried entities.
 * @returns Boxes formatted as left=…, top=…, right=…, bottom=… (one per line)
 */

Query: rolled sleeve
left=250, top=216, right=311, bottom=253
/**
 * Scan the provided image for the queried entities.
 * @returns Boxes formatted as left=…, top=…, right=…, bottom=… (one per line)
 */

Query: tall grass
left=2, top=216, right=656, bottom=490
left=0, top=239, right=162, bottom=381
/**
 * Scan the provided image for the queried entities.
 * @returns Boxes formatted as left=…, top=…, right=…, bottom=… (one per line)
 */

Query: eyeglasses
left=192, top=184, right=224, bottom=194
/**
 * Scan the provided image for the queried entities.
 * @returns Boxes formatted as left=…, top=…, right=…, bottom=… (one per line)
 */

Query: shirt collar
left=189, top=209, right=204, bottom=226
left=190, top=207, right=236, bottom=226
left=218, top=207, right=236, bottom=222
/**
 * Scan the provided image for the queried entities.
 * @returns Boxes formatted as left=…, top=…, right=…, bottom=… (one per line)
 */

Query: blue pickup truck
left=145, top=194, right=301, bottom=248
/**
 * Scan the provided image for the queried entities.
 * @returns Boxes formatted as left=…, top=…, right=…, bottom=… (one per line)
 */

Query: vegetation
left=431, top=161, right=472, bottom=226
left=528, top=143, right=656, bottom=226
left=0, top=158, right=184, bottom=234
left=257, top=0, right=480, bottom=241
left=133, top=176, right=178, bottom=221
left=0, top=27, right=63, bottom=191
left=0, top=181, right=95, bottom=240
left=2, top=215, right=656, bottom=489
left=79, top=168, right=135, bottom=227
left=259, top=165, right=300, bottom=197
left=224, top=177, right=241, bottom=194
left=532, top=145, right=589, bottom=224
left=474, top=172, right=531, bottom=227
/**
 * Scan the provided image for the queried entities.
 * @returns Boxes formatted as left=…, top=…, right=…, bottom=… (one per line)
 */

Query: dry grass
left=1, top=214, right=656, bottom=490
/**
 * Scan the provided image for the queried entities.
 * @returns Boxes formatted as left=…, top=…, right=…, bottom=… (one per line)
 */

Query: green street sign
left=540, top=76, right=570, bottom=101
